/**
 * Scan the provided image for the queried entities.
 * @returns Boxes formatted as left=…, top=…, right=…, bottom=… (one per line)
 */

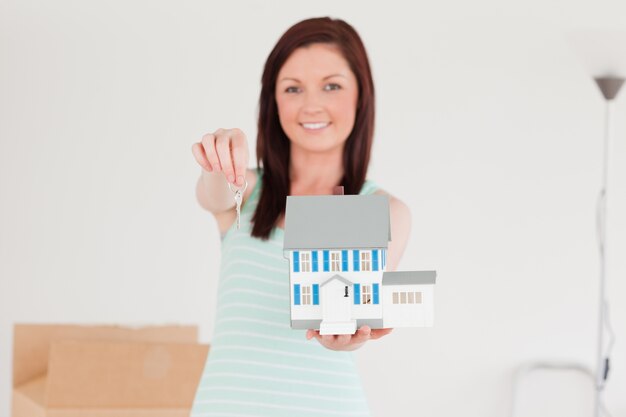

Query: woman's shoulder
left=361, top=179, right=408, bottom=209
left=372, top=186, right=412, bottom=271
left=372, top=187, right=411, bottom=222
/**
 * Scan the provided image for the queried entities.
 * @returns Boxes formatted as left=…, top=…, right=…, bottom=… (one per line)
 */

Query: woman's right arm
left=191, top=128, right=255, bottom=219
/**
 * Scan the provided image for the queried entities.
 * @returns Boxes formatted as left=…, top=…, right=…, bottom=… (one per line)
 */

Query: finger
left=215, top=132, right=235, bottom=183
left=351, top=326, right=372, bottom=344
left=306, top=329, right=315, bottom=340
left=201, top=133, right=221, bottom=172
left=311, top=331, right=323, bottom=342
left=369, top=328, right=393, bottom=340
left=191, top=142, right=212, bottom=172
left=335, top=334, right=351, bottom=345
left=320, top=334, right=336, bottom=346
left=230, top=130, right=248, bottom=186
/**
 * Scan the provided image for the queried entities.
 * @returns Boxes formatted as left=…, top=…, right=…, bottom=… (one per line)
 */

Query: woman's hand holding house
left=306, top=325, right=393, bottom=351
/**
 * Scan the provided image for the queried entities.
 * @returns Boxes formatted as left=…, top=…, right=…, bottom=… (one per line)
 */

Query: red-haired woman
left=190, top=17, right=411, bottom=417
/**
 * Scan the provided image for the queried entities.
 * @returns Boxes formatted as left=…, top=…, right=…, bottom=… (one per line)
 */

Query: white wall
left=1, top=1, right=625, bottom=416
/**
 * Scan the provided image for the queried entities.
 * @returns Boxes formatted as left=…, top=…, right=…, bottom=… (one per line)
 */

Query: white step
left=319, top=320, right=357, bottom=335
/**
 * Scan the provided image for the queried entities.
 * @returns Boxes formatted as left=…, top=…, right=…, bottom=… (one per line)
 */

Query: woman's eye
left=285, top=86, right=300, bottom=93
left=324, top=83, right=341, bottom=91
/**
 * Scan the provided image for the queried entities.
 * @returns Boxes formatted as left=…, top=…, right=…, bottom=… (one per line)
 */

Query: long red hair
left=252, top=17, right=376, bottom=240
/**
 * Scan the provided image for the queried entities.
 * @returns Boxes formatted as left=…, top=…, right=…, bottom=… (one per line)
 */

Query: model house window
left=331, top=251, right=341, bottom=272
left=301, top=286, right=311, bottom=305
left=392, top=291, right=423, bottom=304
left=300, top=252, right=311, bottom=272
left=360, top=251, right=371, bottom=271
left=361, top=285, right=372, bottom=304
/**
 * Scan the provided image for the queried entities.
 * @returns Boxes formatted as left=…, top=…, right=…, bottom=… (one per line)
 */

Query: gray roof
left=283, top=194, right=391, bottom=250
left=382, top=271, right=437, bottom=285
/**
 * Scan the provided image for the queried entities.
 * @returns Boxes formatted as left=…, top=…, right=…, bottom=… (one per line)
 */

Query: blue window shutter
left=294, top=284, right=301, bottom=305
left=373, top=283, right=380, bottom=304
left=341, top=250, right=348, bottom=271
left=382, top=250, right=386, bottom=269
left=293, top=251, right=300, bottom=272
left=313, top=284, right=319, bottom=305
left=323, top=250, right=329, bottom=272
left=353, top=250, right=360, bottom=272
left=373, top=250, right=379, bottom=271
left=312, top=251, right=318, bottom=272
left=353, top=284, right=360, bottom=304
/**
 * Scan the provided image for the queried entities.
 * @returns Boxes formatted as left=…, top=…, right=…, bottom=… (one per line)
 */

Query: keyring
left=228, top=178, right=248, bottom=194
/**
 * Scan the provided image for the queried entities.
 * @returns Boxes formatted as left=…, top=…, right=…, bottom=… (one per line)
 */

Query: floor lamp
left=592, top=75, right=623, bottom=417
left=510, top=34, right=625, bottom=417
left=572, top=30, right=626, bottom=417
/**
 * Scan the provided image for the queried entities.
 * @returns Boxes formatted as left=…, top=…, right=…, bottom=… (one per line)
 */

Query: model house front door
left=322, top=278, right=352, bottom=324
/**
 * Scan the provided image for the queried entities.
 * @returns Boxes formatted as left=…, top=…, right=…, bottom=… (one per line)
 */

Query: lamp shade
left=568, top=30, right=626, bottom=100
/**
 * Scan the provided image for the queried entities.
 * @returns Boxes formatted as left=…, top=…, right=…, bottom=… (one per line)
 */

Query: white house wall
left=291, top=303, right=322, bottom=321
left=382, top=284, right=434, bottom=327
left=290, top=271, right=384, bottom=321
left=286, top=249, right=387, bottom=322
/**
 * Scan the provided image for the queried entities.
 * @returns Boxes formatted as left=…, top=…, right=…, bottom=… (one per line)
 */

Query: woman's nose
left=302, top=106, right=324, bottom=116
left=302, top=92, right=325, bottom=114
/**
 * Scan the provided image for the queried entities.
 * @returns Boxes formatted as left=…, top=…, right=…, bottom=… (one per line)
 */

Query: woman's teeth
left=302, top=122, right=330, bottom=130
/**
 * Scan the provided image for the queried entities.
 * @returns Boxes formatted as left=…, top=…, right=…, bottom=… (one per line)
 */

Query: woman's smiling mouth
left=301, top=122, right=331, bottom=130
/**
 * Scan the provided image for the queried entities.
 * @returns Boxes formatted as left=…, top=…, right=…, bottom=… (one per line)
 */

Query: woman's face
left=275, top=43, right=359, bottom=154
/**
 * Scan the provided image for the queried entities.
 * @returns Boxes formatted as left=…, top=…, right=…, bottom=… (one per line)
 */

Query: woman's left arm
left=306, top=193, right=412, bottom=351
left=381, top=193, right=412, bottom=272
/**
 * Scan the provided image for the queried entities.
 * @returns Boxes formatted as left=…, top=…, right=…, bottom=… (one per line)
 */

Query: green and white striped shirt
left=190, top=169, right=379, bottom=417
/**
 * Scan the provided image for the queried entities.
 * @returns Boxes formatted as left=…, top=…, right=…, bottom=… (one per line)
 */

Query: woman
left=190, top=16, right=411, bottom=417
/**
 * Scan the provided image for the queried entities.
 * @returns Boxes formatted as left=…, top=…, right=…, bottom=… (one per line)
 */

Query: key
left=234, top=190, right=242, bottom=229
left=229, top=179, right=248, bottom=230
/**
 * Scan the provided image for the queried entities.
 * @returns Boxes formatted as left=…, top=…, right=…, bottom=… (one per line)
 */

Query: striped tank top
left=190, top=169, right=379, bottom=417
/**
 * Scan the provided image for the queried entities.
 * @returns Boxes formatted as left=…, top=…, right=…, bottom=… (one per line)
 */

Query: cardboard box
left=12, top=324, right=209, bottom=417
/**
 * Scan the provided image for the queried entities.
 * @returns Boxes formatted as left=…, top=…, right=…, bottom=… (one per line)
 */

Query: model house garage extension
left=282, top=193, right=437, bottom=335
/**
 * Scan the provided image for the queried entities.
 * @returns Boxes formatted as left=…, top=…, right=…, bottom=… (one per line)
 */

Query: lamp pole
left=593, top=76, right=623, bottom=417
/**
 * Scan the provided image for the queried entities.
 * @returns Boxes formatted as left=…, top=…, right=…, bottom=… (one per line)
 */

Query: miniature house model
left=283, top=193, right=437, bottom=335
